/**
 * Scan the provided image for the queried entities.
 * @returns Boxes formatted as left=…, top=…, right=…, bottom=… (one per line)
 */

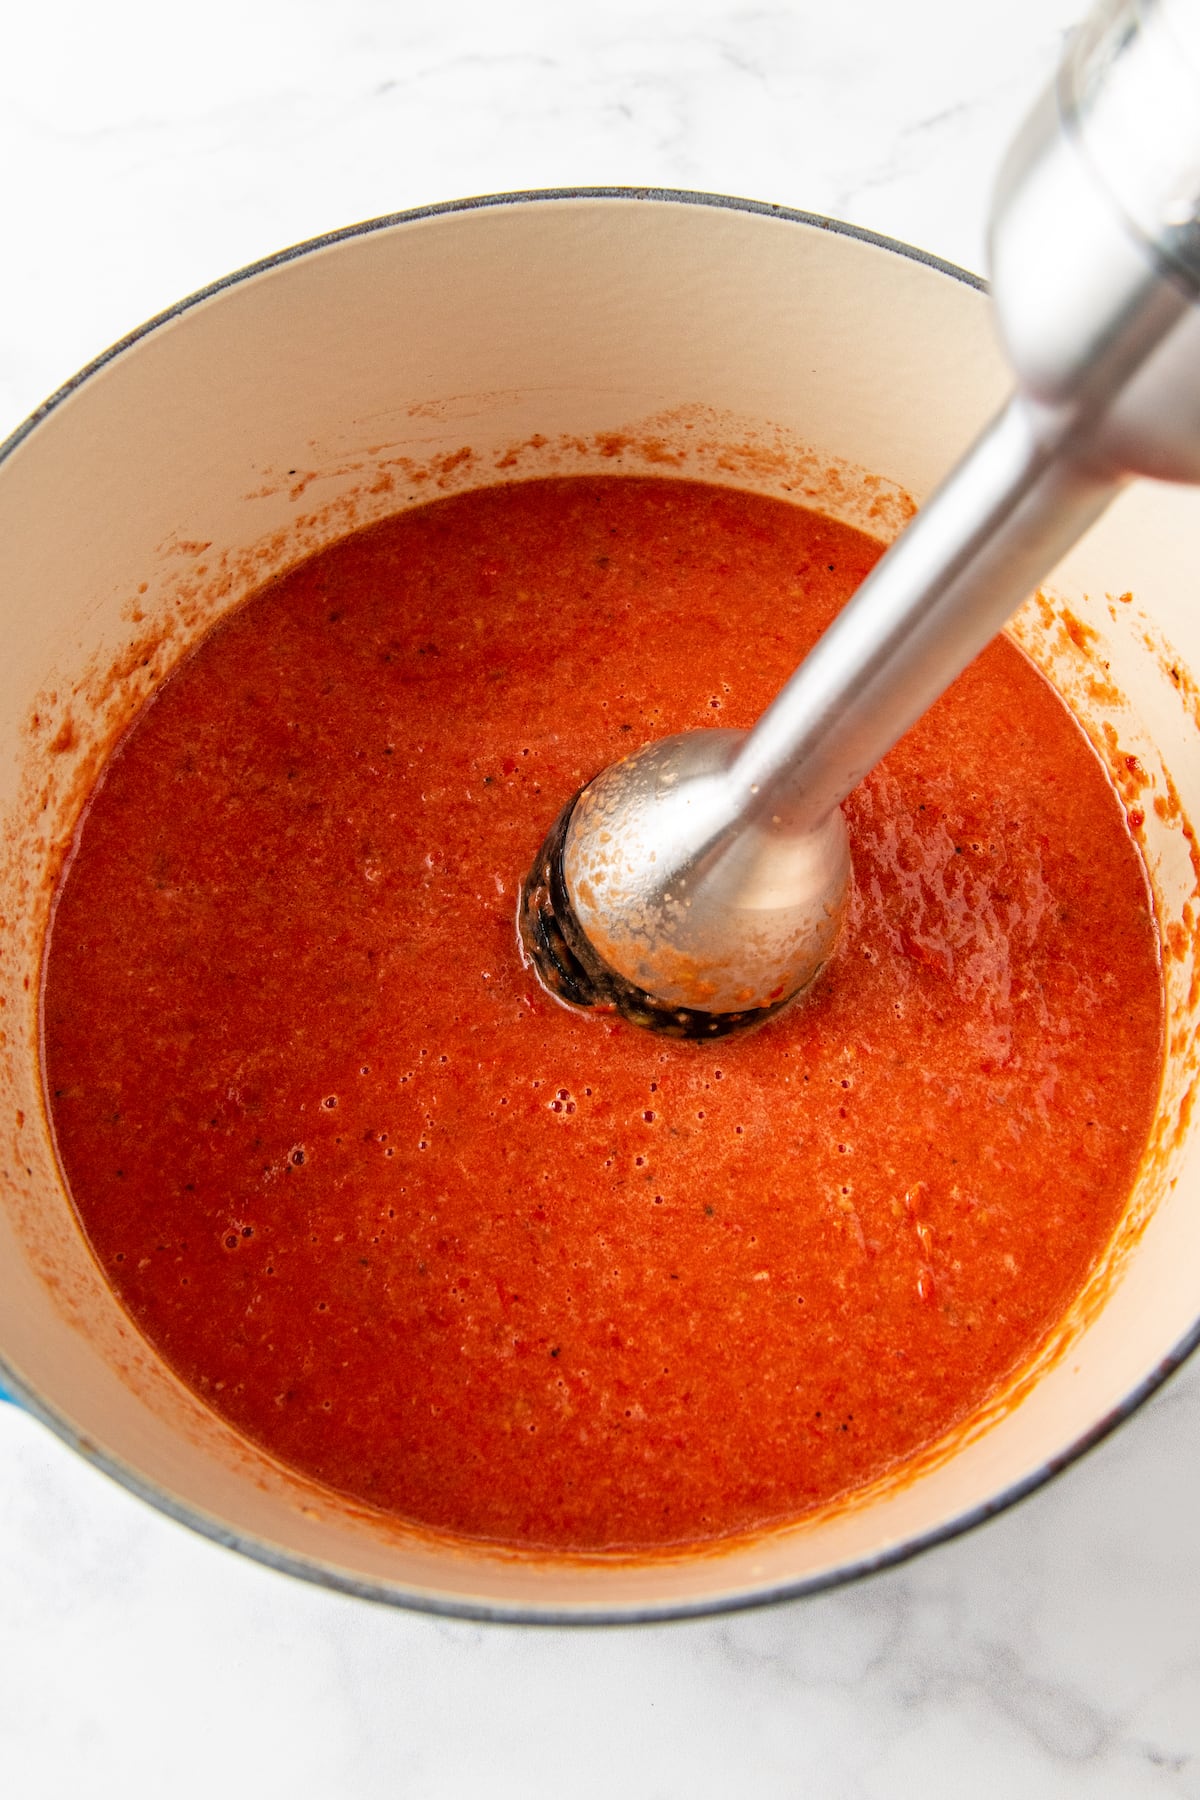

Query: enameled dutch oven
left=2, top=191, right=1199, bottom=1621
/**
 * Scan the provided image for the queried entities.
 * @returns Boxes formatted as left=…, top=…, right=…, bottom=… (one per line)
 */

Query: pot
left=2, top=189, right=1198, bottom=1621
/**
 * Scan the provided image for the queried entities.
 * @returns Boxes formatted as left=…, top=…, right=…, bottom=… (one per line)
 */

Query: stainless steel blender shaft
left=724, top=399, right=1118, bottom=838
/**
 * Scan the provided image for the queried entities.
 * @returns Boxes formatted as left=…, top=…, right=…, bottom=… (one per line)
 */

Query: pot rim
left=3, top=184, right=1197, bottom=1625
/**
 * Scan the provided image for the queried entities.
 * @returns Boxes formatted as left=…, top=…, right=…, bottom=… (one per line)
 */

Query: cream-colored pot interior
left=2, top=193, right=1199, bottom=1621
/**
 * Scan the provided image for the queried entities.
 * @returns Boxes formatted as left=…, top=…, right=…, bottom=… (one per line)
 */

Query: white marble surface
left=2, top=1, right=1199, bottom=1793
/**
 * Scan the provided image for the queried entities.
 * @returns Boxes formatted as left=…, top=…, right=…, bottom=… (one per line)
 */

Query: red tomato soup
left=41, top=477, right=1163, bottom=1551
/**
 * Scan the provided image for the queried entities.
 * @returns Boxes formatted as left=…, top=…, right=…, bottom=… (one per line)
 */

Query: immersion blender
left=520, top=0, right=1200, bottom=1037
